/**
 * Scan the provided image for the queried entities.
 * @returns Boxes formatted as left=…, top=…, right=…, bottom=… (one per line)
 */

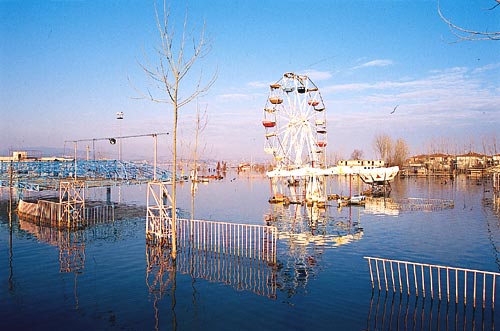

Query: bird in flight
left=390, top=105, right=399, bottom=114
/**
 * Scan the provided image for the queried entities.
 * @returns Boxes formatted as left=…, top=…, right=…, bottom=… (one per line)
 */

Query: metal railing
left=177, top=218, right=277, bottom=264
left=366, top=197, right=454, bottom=211
left=365, top=256, right=500, bottom=309
left=83, top=204, right=115, bottom=225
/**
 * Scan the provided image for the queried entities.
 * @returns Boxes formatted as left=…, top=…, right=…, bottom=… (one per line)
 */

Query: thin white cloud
left=472, top=62, right=500, bottom=74
left=323, top=67, right=476, bottom=94
left=325, top=65, right=500, bottom=140
left=247, top=81, right=269, bottom=89
left=298, top=69, right=332, bottom=82
left=353, top=59, right=394, bottom=69
left=217, top=93, right=251, bottom=100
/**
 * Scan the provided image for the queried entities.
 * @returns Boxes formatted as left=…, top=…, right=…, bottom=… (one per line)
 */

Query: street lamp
left=116, top=112, right=124, bottom=160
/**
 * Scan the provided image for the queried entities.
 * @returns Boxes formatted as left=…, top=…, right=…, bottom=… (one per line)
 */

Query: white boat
left=349, top=195, right=366, bottom=205
left=267, top=165, right=399, bottom=185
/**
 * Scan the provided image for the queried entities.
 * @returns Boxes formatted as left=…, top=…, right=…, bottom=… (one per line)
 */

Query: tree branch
left=438, top=0, right=500, bottom=41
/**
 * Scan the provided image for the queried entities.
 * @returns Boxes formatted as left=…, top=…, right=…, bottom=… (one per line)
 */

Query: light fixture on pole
left=116, top=112, right=124, bottom=160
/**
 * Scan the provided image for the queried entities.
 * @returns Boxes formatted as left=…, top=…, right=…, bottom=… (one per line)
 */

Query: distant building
left=402, top=151, right=495, bottom=176
left=0, top=151, right=32, bottom=162
left=0, top=151, right=72, bottom=162
left=403, top=153, right=453, bottom=175
left=455, top=152, right=487, bottom=171
left=492, top=154, right=500, bottom=166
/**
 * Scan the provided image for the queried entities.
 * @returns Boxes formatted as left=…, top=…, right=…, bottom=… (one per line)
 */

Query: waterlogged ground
left=1, top=173, right=499, bottom=330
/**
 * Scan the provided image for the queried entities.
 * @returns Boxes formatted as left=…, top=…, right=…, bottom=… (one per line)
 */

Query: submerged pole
left=106, top=187, right=111, bottom=205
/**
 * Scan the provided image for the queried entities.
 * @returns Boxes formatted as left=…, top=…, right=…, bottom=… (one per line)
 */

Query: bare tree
left=485, top=133, right=499, bottom=156
left=191, top=102, right=208, bottom=181
left=137, top=1, right=217, bottom=259
left=438, top=0, right=500, bottom=41
left=190, top=102, right=208, bottom=220
left=392, top=138, right=410, bottom=168
left=493, top=133, right=499, bottom=155
left=328, top=151, right=344, bottom=166
left=350, top=149, right=364, bottom=160
left=373, top=133, right=393, bottom=165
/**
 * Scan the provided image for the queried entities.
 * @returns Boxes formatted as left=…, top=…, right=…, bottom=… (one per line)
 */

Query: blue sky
left=1, top=0, right=499, bottom=162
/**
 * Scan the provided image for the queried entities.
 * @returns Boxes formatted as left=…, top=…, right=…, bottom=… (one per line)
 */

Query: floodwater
left=1, top=173, right=499, bottom=330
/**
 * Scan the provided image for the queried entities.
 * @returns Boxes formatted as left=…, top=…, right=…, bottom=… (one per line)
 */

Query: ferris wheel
left=262, top=72, right=327, bottom=169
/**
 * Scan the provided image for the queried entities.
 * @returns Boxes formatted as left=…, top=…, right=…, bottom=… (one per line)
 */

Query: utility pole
left=116, top=112, right=124, bottom=161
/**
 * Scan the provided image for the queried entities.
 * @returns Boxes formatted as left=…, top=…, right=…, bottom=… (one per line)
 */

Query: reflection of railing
left=179, top=245, right=276, bottom=298
left=18, top=219, right=86, bottom=273
left=177, top=218, right=277, bottom=264
left=58, top=230, right=86, bottom=273
left=365, top=257, right=500, bottom=309
left=366, top=290, right=495, bottom=330
left=146, top=243, right=277, bottom=299
left=146, top=244, right=176, bottom=296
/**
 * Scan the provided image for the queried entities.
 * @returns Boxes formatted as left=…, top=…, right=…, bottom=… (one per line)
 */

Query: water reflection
left=267, top=203, right=364, bottom=249
left=145, top=240, right=277, bottom=331
left=10, top=212, right=129, bottom=311
left=145, top=244, right=177, bottom=331
left=265, top=203, right=364, bottom=298
left=3, top=174, right=499, bottom=330
left=18, top=218, right=86, bottom=273
left=366, top=290, right=496, bottom=330
left=7, top=201, right=14, bottom=295
left=15, top=217, right=86, bottom=310
left=485, top=192, right=500, bottom=271
left=146, top=242, right=277, bottom=299
left=143, top=202, right=365, bottom=315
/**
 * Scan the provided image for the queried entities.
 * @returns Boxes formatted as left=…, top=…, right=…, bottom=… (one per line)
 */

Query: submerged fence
left=147, top=218, right=277, bottom=264
left=366, top=197, right=455, bottom=212
left=145, top=217, right=278, bottom=298
left=176, top=218, right=277, bottom=265
left=17, top=199, right=114, bottom=228
left=365, top=256, right=500, bottom=310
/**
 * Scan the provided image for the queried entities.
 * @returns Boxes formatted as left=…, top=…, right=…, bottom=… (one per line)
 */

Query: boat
left=269, top=193, right=290, bottom=204
left=349, top=195, right=366, bottom=205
